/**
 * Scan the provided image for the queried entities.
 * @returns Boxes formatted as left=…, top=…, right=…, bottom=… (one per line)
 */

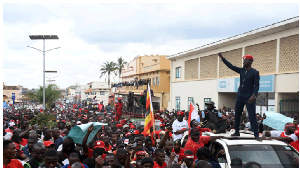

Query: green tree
left=100, top=61, right=117, bottom=85
left=35, top=84, right=62, bottom=109
left=29, top=111, right=57, bottom=130
left=116, top=56, right=127, bottom=79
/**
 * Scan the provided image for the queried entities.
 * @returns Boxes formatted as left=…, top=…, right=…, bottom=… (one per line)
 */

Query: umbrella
left=263, top=111, right=294, bottom=131
left=67, top=122, right=107, bottom=145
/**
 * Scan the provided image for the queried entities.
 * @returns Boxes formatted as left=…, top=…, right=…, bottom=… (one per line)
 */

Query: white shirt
left=172, top=119, right=189, bottom=141
left=270, top=131, right=298, bottom=141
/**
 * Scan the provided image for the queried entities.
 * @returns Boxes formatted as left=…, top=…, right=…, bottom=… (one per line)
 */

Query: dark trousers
left=235, top=97, right=259, bottom=137
left=205, top=121, right=228, bottom=133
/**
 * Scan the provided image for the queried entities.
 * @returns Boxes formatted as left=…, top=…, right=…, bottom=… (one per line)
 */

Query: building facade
left=167, top=17, right=299, bottom=115
left=114, top=54, right=171, bottom=110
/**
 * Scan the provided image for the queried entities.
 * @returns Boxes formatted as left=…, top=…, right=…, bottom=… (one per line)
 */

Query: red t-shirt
left=3, top=159, right=23, bottom=168
left=87, top=148, right=106, bottom=159
left=184, top=136, right=210, bottom=159
left=153, top=161, right=167, bottom=168
left=20, top=138, right=28, bottom=147
left=172, top=148, right=185, bottom=162
left=5, top=128, right=13, bottom=134
left=104, top=144, right=112, bottom=152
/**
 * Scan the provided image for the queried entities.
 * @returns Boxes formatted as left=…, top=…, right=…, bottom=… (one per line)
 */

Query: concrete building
left=167, top=17, right=299, bottom=115
left=3, top=83, right=23, bottom=103
left=114, top=54, right=171, bottom=110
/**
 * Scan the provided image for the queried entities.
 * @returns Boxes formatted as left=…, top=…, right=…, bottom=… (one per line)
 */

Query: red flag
left=144, top=84, right=155, bottom=138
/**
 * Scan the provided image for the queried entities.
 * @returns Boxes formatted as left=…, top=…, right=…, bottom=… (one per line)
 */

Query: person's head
left=154, top=148, right=165, bottom=165
left=164, top=140, right=173, bottom=152
left=196, top=147, right=210, bottom=161
left=285, top=122, right=296, bottom=134
left=111, top=133, right=118, bottom=143
left=32, top=142, right=46, bottom=163
left=136, top=160, right=142, bottom=168
left=13, top=129, right=22, bottom=136
left=145, top=137, right=152, bottom=148
left=71, top=162, right=84, bottom=168
left=190, top=128, right=200, bottom=142
left=183, top=150, right=194, bottom=168
left=231, top=157, right=243, bottom=168
left=43, top=128, right=52, bottom=140
left=205, top=101, right=215, bottom=110
left=92, top=147, right=103, bottom=159
left=27, top=136, right=38, bottom=152
left=242, top=55, right=254, bottom=68
left=44, top=149, right=58, bottom=168
left=44, top=141, right=55, bottom=151
left=173, top=140, right=181, bottom=153
left=190, top=119, right=199, bottom=128
left=102, top=136, right=109, bottom=145
left=62, top=137, right=75, bottom=155
left=118, top=98, right=122, bottom=103
left=52, top=128, right=60, bottom=139
left=3, top=140, right=17, bottom=160
left=69, top=152, right=81, bottom=167
left=177, top=111, right=185, bottom=122
left=195, top=160, right=212, bottom=168
left=243, top=161, right=262, bottom=168
left=105, top=153, right=117, bottom=168
left=141, top=157, right=154, bottom=168
left=136, top=139, right=144, bottom=147
left=116, top=148, right=127, bottom=165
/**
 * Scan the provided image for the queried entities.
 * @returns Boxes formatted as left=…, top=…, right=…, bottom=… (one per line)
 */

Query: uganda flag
left=144, top=84, right=155, bottom=137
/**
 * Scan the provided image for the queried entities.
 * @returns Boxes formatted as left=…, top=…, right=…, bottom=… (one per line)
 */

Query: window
left=204, top=98, right=211, bottom=110
left=176, top=67, right=181, bottom=78
left=153, top=78, right=155, bottom=85
left=156, top=77, right=160, bottom=85
left=100, top=91, right=105, bottom=95
left=188, top=97, right=194, bottom=106
left=176, top=97, right=181, bottom=111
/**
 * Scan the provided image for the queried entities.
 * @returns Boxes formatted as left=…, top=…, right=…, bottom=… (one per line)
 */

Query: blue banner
left=234, top=74, right=274, bottom=92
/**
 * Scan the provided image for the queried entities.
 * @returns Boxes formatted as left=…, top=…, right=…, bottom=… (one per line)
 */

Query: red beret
left=118, top=98, right=122, bottom=100
left=134, top=130, right=139, bottom=135
left=177, top=111, right=185, bottom=116
left=94, top=141, right=105, bottom=149
left=160, top=124, right=165, bottom=127
left=243, top=55, right=254, bottom=60
left=125, top=132, right=132, bottom=137
left=130, top=125, right=135, bottom=129
left=116, top=124, right=123, bottom=128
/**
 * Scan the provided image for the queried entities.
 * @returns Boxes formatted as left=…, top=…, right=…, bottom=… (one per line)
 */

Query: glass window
left=228, top=144, right=299, bottom=168
left=153, top=78, right=155, bottom=85
left=176, top=97, right=181, bottom=111
left=188, top=97, right=194, bottom=106
left=204, top=98, right=211, bottom=110
left=176, top=67, right=181, bottom=78
left=156, top=77, right=160, bottom=85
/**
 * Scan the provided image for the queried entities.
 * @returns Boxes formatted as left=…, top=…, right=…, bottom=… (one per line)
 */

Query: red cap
left=243, top=55, right=254, bottom=60
left=116, top=124, right=123, bottom=128
left=125, top=132, right=132, bottom=137
left=160, top=124, right=165, bottom=127
left=295, top=130, right=299, bottom=137
left=129, top=123, right=133, bottom=126
left=177, top=111, right=185, bottom=116
left=118, top=98, right=122, bottom=100
left=13, top=142, right=20, bottom=150
left=136, top=151, right=147, bottom=155
left=43, top=141, right=55, bottom=147
left=94, top=141, right=105, bottom=149
left=141, top=93, right=143, bottom=95
left=134, top=130, right=140, bottom=135
left=130, top=125, right=135, bottom=129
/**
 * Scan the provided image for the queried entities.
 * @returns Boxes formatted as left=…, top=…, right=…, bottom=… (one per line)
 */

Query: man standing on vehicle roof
left=218, top=53, right=260, bottom=140
left=115, top=98, right=123, bottom=122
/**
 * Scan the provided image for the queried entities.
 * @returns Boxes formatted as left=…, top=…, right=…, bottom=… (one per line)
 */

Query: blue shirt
left=21, top=145, right=32, bottom=159
left=54, top=137, right=64, bottom=150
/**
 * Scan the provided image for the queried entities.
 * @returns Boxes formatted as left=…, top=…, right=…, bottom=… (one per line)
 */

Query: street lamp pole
left=29, top=35, right=59, bottom=109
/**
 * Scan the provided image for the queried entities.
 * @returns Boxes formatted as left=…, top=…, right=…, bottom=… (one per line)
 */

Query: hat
left=44, top=141, right=55, bottom=147
left=118, top=98, right=122, bottom=100
left=205, top=101, right=215, bottom=106
left=243, top=55, right=254, bottom=60
left=177, top=111, right=185, bottom=116
left=190, top=128, right=200, bottom=135
left=116, top=124, right=123, bottom=128
left=160, top=124, right=165, bottom=127
left=94, top=141, right=105, bottom=149
left=136, top=151, right=147, bottom=156
left=123, top=124, right=129, bottom=128
left=134, top=130, right=140, bottom=135
left=159, top=131, right=165, bottom=135
left=125, top=132, right=132, bottom=137
left=130, top=125, right=135, bottom=129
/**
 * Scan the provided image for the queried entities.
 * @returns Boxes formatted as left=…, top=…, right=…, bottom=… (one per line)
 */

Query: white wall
left=275, top=73, right=299, bottom=92
left=171, top=79, right=218, bottom=111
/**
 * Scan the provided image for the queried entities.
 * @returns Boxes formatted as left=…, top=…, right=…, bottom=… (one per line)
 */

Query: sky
left=2, top=1, right=299, bottom=90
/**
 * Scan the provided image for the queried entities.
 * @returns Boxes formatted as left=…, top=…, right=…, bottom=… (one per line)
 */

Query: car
left=203, top=130, right=299, bottom=168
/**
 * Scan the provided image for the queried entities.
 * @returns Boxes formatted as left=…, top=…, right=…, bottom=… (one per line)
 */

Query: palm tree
left=116, top=56, right=127, bottom=80
left=100, top=61, right=117, bottom=85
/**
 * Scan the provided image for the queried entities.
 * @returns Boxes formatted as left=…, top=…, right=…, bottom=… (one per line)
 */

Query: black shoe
left=231, top=132, right=240, bottom=137
left=255, top=136, right=262, bottom=141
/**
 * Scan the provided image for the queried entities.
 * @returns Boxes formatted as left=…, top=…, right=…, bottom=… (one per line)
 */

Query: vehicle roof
left=203, top=131, right=288, bottom=146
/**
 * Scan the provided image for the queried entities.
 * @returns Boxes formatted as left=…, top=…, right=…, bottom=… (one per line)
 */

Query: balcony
left=115, top=85, right=165, bottom=94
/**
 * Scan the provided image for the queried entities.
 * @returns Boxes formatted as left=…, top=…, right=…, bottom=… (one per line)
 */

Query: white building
left=167, top=17, right=299, bottom=115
